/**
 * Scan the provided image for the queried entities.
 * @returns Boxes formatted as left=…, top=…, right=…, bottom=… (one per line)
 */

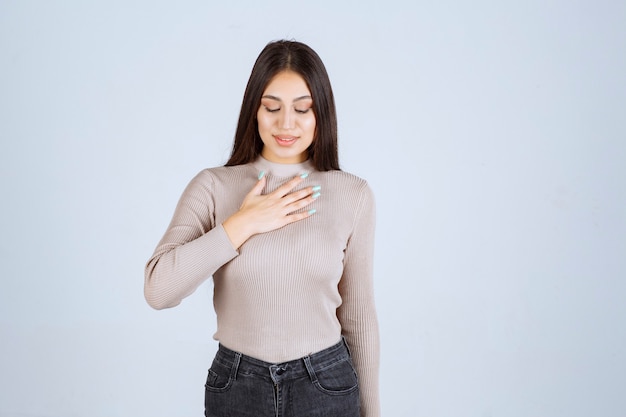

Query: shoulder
left=321, top=170, right=374, bottom=200
left=322, top=169, right=369, bottom=188
left=318, top=170, right=375, bottom=220
left=179, top=164, right=256, bottom=198
left=192, top=164, right=256, bottom=186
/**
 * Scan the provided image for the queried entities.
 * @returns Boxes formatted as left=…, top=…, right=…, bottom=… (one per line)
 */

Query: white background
left=1, top=1, right=625, bottom=416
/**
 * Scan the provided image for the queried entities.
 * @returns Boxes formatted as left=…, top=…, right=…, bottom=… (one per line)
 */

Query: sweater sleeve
left=144, top=170, right=239, bottom=310
left=337, top=181, right=380, bottom=417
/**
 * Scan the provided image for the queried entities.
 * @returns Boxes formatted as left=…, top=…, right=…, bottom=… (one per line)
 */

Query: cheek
left=302, top=115, right=316, bottom=135
left=256, top=111, right=272, bottom=132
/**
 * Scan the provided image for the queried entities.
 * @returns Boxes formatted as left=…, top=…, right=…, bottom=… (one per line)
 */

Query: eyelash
left=264, top=106, right=311, bottom=114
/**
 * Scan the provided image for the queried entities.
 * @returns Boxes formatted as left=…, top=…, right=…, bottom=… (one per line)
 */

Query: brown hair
left=225, top=40, right=340, bottom=171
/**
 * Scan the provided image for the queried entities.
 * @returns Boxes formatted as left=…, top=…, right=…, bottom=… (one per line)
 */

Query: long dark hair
left=225, top=40, right=340, bottom=171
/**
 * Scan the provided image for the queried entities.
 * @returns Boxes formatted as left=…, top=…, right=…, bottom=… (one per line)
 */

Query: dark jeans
left=204, top=338, right=360, bottom=417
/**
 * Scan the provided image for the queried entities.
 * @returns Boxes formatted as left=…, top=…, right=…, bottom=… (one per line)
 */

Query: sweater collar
left=252, top=156, right=315, bottom=178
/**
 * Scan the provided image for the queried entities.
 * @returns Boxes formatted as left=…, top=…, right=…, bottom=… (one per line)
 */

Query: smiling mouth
left=274, top=135, right=298, bottom=146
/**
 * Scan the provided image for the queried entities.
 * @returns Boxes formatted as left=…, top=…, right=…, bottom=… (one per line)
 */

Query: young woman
left=145, top=40, right=380, bottom=417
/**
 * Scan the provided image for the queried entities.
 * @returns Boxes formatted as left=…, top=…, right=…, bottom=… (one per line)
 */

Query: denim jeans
left=204, top=338, right=360, bottom=417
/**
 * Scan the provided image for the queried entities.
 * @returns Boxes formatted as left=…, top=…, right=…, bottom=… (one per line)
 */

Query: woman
left=145, top=40, right=380, bottom=417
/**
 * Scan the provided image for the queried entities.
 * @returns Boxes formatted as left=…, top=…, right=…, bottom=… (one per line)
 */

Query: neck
left=252, top=155, right=315, bottom=177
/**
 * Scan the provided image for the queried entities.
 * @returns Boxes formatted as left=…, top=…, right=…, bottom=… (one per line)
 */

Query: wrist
left=222, top=213, right=254, bottom=249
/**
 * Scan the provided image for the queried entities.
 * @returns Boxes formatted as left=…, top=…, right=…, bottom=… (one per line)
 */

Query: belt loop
left=302, top=356, right=318, bottom=384
left=231, top=352, right=242, bottom=380
left=341, top=336, right=352, bottom=357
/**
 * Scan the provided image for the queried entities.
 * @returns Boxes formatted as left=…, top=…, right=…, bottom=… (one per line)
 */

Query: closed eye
left=264, top=106, right=280, bottom=113
left=295, top=108, right=311, bottom=114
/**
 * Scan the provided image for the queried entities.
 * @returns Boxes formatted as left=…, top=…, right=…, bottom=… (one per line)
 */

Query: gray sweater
left=145, top=156, right=379, bottom=416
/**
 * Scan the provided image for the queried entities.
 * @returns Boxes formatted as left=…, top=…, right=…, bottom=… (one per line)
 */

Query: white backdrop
left=1, top=1, right=625, bottom=416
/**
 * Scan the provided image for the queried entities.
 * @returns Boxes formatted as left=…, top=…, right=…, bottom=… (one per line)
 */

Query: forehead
left=263, top=71, right=311, bottom=97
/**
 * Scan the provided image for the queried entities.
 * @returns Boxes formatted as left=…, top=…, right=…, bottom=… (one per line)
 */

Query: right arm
left=144, top=171, right=238, bottom=310
left=144, top=170, right=318, bottom=309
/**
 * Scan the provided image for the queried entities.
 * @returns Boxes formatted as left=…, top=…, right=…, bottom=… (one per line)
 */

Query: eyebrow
left=261, top=94, right=312, bottom=102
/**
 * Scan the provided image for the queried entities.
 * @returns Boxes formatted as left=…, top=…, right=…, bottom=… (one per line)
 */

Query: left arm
left=337, top=181, right=380, bottom=417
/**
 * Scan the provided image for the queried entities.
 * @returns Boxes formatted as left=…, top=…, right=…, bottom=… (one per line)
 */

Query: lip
left=274, top=135, right=298, bottom=146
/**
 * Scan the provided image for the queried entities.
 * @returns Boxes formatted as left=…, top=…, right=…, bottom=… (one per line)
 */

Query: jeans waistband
left=213, top=338, right=351, bottom=383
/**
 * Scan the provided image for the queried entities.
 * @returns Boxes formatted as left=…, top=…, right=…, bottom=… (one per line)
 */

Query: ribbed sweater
left=145, top=156, right=380, bottom=416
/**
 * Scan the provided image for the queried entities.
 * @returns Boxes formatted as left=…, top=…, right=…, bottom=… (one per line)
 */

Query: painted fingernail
left=300, top=172, right=309, bottom=179
left=312, top=185, right=321, bottom=192
left=308, top=209, right=317, bottom=215
left=258, top=170, right=265, bottom=180
left=312, top=192, right=321, bottom=199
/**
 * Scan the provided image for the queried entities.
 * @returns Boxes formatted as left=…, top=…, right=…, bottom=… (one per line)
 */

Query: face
left=257, top=70, right=316, bottom=164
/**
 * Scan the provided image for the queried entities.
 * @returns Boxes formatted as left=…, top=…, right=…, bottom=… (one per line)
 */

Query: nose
left=279, top=109, right=295, bottom=129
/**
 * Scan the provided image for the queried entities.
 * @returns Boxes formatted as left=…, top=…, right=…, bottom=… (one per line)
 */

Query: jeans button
left=276, top=368, right=285, bottom=375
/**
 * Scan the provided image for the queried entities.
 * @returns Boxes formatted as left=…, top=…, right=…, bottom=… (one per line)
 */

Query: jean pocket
left=205, top=360, right=235, bottom=393
left=313, top=358, right=359, bottom=395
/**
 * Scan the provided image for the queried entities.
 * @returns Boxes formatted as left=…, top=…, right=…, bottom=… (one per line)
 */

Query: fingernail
left=300, top=172, right=309, bottom=179
left=308, top=209, right=317, bottom=215
left=258, top=170, right=265, bottom=180
left=312, top=185, right=321, bottom=192
left=312, top=192, right=321, bottom=199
